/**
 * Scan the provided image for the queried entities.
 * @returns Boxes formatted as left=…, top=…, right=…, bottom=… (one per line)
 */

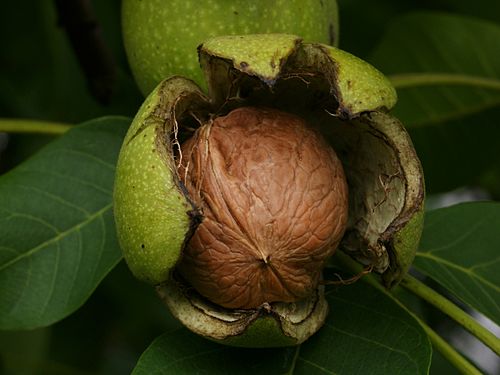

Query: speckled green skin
left=202, top=34, right=300, bottom=82
left=122, top=0, right=339, bottom=95
left=113, top=77, right=206, bottom=284
left=325, top=47, right=397, bottom=114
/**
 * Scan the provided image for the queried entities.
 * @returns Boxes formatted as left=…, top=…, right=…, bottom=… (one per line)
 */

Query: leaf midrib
left=0, top=203, right=113, bottom=272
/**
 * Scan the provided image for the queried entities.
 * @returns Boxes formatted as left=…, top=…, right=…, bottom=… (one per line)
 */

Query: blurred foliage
left=0, top=0, right=141, bottom=123
left=0, top=0, right=142, bottom=172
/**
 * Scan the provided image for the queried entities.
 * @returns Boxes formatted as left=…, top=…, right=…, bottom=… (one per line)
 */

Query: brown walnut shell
left=177, top=107, right=349, bottom=309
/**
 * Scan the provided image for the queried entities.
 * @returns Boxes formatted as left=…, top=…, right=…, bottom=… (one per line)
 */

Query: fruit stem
left=417, top=315, right=483, bottom=375
left=400, top=274, right=500, bottom=356
left=389, top=73, right=500, bottom=90
left=0, top=119, right=71, bottom=135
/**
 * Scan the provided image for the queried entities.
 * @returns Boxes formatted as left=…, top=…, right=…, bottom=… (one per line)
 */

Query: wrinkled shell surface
left=177, top=107, right=348, bottom=309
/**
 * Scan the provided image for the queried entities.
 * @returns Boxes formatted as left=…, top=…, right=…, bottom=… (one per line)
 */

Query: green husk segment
left=315, top=111, right=424, bottom=283
left=199, top=35, right=397, bottom=117
left=324, top=46, right=397, bottom=115
left=222, top=318, right=297, bottom=347
left=201, top=34, right=300, bottom=84
left=113, top=77, right=208, bottom=284
left=384, top=206, right=424, bottom=287
left=157, top=280, right=328, bottom=347
left=357, top=112, right=424, bottom=285
left=363, top=112, right=424, bottom=284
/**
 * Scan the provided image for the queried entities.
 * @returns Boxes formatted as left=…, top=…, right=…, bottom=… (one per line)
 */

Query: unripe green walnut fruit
left=122, top=0, right=339, bottom=95
left=114, top=34, right=425, bottom=347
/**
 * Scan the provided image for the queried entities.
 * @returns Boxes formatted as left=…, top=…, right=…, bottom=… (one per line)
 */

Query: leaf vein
left=17, top=169, right=112, bottom=196
left=0, top=204, right=112, bottom=273
left=296, top=357, right=337, bottom=374
left=41, top=149, right=115, bottom=170
left=10, top=184, right=91, bottom=216
left=3, top=212, right=60, bottom=235
left=324, top=325, right=420, bottom=372
left=416, top=253, right=500, bottom=292
left=39, top=238, right=61, bottom=319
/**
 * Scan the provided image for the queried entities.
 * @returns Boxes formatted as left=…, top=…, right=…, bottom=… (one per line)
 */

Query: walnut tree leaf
left=414, top=202, right=500, bottom=325
left=0, top=116, right=130, bottom=330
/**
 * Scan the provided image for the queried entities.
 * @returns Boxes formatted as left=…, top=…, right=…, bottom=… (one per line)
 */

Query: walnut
left=114, top=34, right=425, bottom=347
left=177, top=107, right=348, bottom=309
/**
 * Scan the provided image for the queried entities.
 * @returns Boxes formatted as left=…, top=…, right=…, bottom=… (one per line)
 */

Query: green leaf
left=133, top=330, right=296, bottom=375
left=0, top=116, right=130, bottom=330
left=414, top=202, right=500, bottom=325
left=132, top=281, right=431, bottom=375
left=369, top=12, right=500, bottom=192
left=371, top=12, right=500, bottom=126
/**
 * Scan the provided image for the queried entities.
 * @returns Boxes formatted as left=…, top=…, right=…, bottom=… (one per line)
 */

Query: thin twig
left=0, top=119, right=71, bottom=135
